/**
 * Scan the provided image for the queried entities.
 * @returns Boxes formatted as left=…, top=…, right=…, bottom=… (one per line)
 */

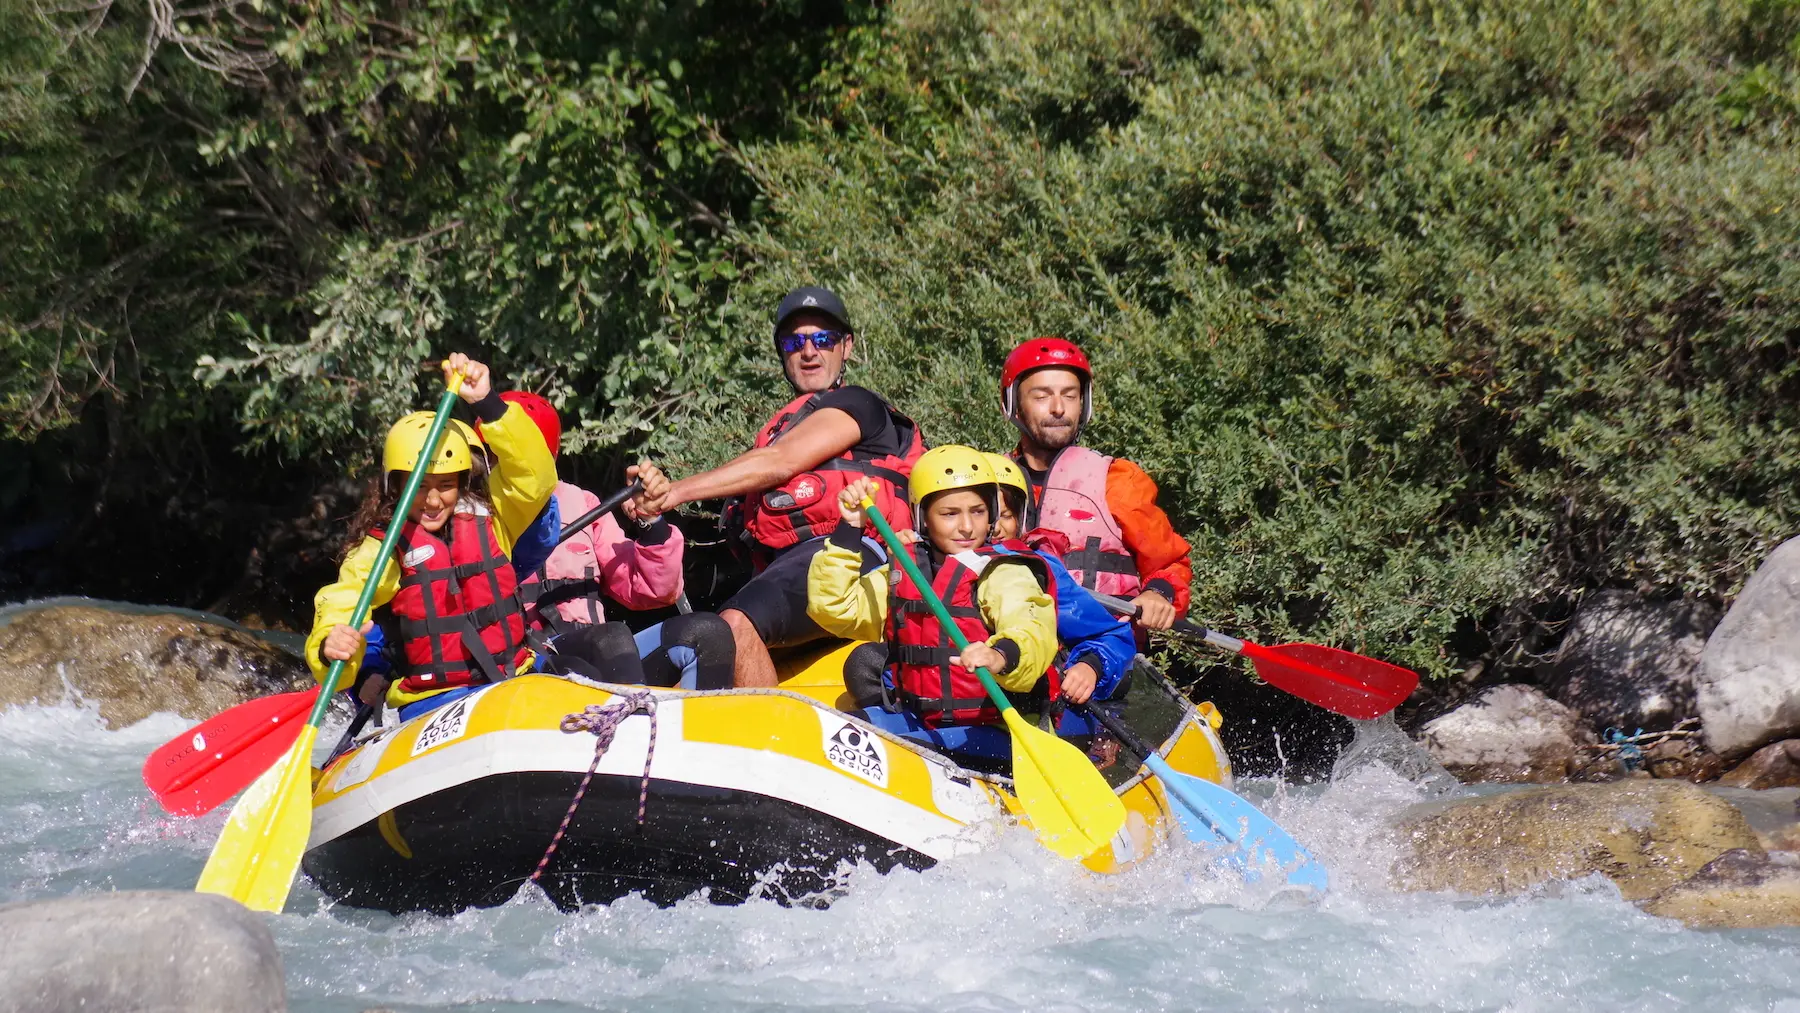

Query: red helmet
left=1000, top=337, right=1093, bottom=424
left=484, top=390, right=562, bottom=457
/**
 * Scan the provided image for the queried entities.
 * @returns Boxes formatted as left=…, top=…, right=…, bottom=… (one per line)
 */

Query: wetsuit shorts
left=719, top=534, right=886, bottom=649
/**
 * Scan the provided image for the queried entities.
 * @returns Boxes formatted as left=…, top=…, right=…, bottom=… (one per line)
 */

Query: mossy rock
left=0, top=605, right=308, bottom=727
left=1393, top=781, right=1762, bottom=902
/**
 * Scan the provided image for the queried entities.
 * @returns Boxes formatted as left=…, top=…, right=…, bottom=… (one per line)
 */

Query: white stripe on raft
left=309, top=697, right=999, bottom=862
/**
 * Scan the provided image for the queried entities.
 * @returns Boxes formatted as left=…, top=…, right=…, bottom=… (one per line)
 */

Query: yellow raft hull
left=304, top=642, right=1231, bottom=913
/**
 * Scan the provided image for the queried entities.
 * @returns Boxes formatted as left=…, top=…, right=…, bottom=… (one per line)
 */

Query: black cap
left=773, top=286, right=852, bottom=338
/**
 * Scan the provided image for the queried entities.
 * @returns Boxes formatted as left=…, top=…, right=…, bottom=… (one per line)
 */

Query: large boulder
left=1543, top=591, right=1715, bottom=733
left=1641, top=848, right=1800, bottom=929
left=0, top=604, right=308, bottom=727
left=0, top=891, right=285, bottom=1012
left=1418, top=684, right=1596, bottom=783
left=1697, top=536, right=1800, bottom=760
left=1392, top=780, right=1762, bottom=901
left=1718, top=739, right=1800, bottom=790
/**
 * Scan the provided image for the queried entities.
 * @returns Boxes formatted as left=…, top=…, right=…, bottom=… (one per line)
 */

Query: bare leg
left=722, top=608, right=778, bottom=688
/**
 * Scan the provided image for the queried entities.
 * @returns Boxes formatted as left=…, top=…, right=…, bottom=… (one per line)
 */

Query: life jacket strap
left=891, top=597, right=983, bottom=620
left=1062, top=535, right=1139, bottom=589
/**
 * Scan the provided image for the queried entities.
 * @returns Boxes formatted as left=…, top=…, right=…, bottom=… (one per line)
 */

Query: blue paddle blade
left=1143, top=753, right=1330, bottom=892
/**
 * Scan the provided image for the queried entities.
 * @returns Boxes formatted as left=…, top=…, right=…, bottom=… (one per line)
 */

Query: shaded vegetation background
left=5, top=0, right=1799, bottom=683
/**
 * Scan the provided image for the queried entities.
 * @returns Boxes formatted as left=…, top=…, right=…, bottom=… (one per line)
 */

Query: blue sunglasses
left=777, top=330, right=850, bottom=355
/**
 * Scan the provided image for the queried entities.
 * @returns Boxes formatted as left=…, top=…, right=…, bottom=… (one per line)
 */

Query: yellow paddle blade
left=1001, top=708, right=1127, bottom=859
left=195, top=725, right=319, bottom=913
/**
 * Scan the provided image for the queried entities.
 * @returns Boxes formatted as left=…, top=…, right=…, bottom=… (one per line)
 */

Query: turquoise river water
left=4, top=686, right=1800, bottom=1010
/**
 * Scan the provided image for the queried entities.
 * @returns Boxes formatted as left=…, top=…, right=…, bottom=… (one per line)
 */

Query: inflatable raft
left=304, top=642, right=1232, bottom=913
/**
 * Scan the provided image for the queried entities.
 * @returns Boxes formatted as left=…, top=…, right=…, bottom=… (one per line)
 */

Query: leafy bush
left=728, top=0, right=1800, bottom=676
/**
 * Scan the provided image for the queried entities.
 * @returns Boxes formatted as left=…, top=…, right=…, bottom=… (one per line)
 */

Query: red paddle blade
left=142, top=686, right=320, bottom=816
left=1240, top=641, right=1418, bottom=720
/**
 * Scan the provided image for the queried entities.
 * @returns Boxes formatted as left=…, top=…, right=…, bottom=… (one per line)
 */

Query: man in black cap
left=663, top=287, right=924, bottom=687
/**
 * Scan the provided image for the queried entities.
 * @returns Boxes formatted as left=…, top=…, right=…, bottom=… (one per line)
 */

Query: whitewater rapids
left=4, top=701, right=1798, bottom=1012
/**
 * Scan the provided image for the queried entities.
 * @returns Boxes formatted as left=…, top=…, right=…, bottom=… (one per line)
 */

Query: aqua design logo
left=821, top=719, right=888, bottom=788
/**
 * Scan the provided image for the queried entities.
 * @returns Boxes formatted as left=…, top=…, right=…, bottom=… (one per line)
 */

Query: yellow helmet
left=982, top=452, right=1027, bottom=497
left=909, top=445, right=997, bottom=529
left=382, top=411, right=473, bottom=474
left=450, top=418, right=485, bottom=451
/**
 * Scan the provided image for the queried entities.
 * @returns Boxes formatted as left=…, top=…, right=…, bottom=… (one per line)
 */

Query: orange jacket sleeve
left=1105, top=457, right=1193, bottom=614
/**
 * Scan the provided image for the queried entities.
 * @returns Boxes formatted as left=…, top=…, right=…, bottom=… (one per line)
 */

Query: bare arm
left=665, top=407, right=863, bottom=509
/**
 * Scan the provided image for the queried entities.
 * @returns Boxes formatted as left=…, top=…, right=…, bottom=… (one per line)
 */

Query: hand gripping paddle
left=860, top=496, right=1127, bottom=860
left=1091, top=592, right=1417, bottom=720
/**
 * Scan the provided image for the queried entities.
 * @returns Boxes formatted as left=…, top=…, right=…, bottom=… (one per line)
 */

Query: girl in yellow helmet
left=805, top=445, right=1057, bottom=764
left=307, top=354, right=567, bottom=717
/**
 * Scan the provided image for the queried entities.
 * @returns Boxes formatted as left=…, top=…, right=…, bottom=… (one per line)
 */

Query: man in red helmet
left=662, top=287, right=925, bottom=687
left=1001, top=337, right=1191, bottom=631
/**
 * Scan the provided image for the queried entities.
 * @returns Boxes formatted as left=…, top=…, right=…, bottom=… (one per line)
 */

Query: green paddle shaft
left=306, top=380, right=464, bottom=728
left=858, top=497, right=1015, bottom=715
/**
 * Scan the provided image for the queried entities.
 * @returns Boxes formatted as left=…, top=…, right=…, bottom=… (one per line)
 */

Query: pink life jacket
left=520, top=482, right=685, bottom=630
left=1021, top=445, right=1141, bottom=598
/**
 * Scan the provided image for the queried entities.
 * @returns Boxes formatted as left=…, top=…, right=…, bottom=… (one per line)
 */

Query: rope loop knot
left=530, top=690, right=659, bottom=885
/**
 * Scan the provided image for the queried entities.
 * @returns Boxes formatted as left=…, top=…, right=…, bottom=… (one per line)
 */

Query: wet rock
left=1697, top=535, right=1800, bottom=760
left=1393, top=780, right=1762, bottom=901
left=1757, top=823, right=1800, bottom=852
left=1641, top=848, right=1800, bottom=928
left=0, top=890, right=285, bottom=1012
left=1640, top=736, right=1725, bottom=782
left=1543, top=591, right=1715, bottom=733
left=1418, top=684, right=1595, bottom=783
left=0, top=604, right=308, bottom=727
left=1719, top=739, right=1800, bottom=790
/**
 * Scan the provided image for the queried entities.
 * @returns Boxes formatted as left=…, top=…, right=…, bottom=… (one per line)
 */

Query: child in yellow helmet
left=806, top=445, right=1056, bottom=763
left=308, top=354, right=653, bottom=718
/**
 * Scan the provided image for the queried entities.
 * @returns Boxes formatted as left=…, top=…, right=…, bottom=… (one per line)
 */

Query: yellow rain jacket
left=805, top=529, right=1057, bottom=695
left=304, top=400, right=557, bottom=707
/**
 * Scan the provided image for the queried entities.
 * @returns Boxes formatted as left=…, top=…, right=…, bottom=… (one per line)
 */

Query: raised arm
left=665, top=407, right=862, bottom=509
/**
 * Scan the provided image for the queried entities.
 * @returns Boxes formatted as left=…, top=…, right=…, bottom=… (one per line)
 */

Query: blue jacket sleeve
left=507, top=495, right=561, bottom=583
left=1043, top=554, right=1136, bottom=700
left=358, top=623, right=392, bottom=678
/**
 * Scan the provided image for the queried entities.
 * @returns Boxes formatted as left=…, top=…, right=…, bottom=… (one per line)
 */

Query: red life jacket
left=741, top=390, right=925, bottom=555
left=378, top=510, right=530, bottom=694
left=884, top=543, right=1052, bottom=728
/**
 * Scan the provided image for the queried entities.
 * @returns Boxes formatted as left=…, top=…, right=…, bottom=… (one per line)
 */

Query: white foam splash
left=3, top=700, right=1798, bottom=1012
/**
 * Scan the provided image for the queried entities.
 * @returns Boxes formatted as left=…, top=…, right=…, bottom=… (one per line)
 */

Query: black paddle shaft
left=1089, top=591, right=1245, bottom=653
left=1072, top=702, right=1157, bottom=762
left=523, top=479, right=645, bottom=583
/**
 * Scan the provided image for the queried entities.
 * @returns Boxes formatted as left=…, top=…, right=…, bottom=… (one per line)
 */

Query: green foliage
left=4, top=0, right=1799, bottom=676
left=732, top=0, right=1800, bottom=676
